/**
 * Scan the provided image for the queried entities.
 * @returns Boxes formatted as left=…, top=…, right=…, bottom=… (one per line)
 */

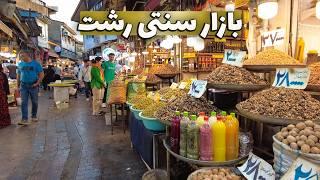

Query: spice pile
left=149, top=64, right=178, bottom=75
left=206, top=64, right=267, bottom=85
left=244, top=49, right=303, bottom=65
left=275, top=120, right=320, bottom=154
left=189, top=168, right=243, bottom=180
left=155, top=95, right=218, bottom=122
left=238, top=88, right=320, bottom=120
left=142, top=101, right=167, bottom=118
left=308, top=62, right=320, bottom=85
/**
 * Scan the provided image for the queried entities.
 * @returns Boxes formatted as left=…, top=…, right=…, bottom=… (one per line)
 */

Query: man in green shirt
left=101, top=53, right=116, bottom=107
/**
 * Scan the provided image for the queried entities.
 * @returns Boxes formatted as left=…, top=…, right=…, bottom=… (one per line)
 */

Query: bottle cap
left=199, top=112, right=205, bottom=116
left=175, top=111, right=180, bottom=116
left=211, top=111, right=216, bottom=116
left=204, top=116, right=209, bottom=121
left=221, top=111, right=227, bottom=116
left=191, top=115, right=197, bottom=121
left=183, top=112, right=189, bottom=117
left=230, top=112, right=236, bottom=118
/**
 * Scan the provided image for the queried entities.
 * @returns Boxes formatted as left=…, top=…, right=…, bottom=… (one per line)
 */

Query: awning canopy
left=48, top=50, right=59, bottom=58
left=0, top=20, right=12, bottom=37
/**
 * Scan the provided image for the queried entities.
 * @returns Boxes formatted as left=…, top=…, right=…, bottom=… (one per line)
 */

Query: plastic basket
left=139, top=112, right=165, bottom=131
left=129, top=106, right=142, bottom=120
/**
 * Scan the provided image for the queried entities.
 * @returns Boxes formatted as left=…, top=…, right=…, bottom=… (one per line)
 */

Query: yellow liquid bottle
left=225, top=114, right=239, bottom=160
left=212, top=116, right=226, bottom=162
left=196, top=112, right=205, bottom=127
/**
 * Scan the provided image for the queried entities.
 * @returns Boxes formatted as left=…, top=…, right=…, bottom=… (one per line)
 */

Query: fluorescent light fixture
left=225, top=0, right=235, bottom=11
left=131, top=51, right=137, bottom=56
left=142, top=51, right=149, bottom=55
left=258, top=1, right=278, bottom=20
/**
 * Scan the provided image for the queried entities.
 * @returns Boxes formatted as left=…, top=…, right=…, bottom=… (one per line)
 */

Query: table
left=48, top=83, right=74, bottom=104
left=129, top=112, right=165, bottom=169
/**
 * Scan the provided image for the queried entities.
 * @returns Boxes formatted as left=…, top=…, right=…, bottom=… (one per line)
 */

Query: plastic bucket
left=139, top=112, right=165, bottom=131
left=129, top=106, right=142, bottom=120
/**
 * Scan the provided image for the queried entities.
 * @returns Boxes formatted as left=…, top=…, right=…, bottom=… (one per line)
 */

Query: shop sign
left=238, top=152, right=275, bottom=180
left=222, top=49, right=246, bottom=67
left=102, top=48, right=116, bottom=61
left=188, top=80, right=207, bottom=98
left=79, top=10, right=244, bottom=39
left=281, top=157, right=319, bottom=180
left=261, top=29, right=285, bottom=48
left=183, top=52, right=196, bottom=58
left=170, top=82, right=178, bottom=89
left=272, top=68, right=310, bottom=89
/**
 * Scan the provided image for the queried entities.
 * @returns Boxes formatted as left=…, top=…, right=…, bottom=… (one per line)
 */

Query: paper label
left=188, top=80, right=207, bottom=98
left=272, top=68, right=310, bottom=89
left=170, top=82, right=178, bottom=89
left=222, top=49, right=246, bottom=67
left=261, top=29, right=285, bottom=47
left=281, top=157, right=320, bottom=180
left=179, top=82, right=187, bottom=89
left=238, top=152, right=275, bottom=180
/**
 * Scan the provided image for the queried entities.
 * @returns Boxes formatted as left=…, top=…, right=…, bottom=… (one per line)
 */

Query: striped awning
left=0, top=20, right=12, bottom=37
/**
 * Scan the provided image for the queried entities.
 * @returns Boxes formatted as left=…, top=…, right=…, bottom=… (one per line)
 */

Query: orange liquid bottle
left=212, top=116, right=226, bottom=161
left=225, top=114, right=239, bottom=160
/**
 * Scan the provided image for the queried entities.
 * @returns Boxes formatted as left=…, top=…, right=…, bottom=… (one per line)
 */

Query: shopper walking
left=43, top=65, right=55, bottom=91
left=79, top=59, right=92, bottom=101
left=17, top=50, right=44, bottom=125
left=0, top=64, right=11, bottom=128
left=91, top=57, right=105, bottom=116
left=101, top=53, right=116, bottom=108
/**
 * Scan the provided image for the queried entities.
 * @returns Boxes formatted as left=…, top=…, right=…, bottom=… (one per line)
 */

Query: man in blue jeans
left=17, top=50, right=44, bottom=125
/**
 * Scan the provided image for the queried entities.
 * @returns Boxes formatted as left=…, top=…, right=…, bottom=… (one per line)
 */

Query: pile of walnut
left=275, top=120, right=320, bottom=154
left=189, top=168, right=242, bottom=180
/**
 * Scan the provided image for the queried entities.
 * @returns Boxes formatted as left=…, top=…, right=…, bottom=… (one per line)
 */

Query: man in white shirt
left=78, top=60, right=92, bottom=101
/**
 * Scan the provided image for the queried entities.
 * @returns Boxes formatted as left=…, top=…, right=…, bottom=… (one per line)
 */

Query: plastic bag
left=107, top=80, right=127, bottom=104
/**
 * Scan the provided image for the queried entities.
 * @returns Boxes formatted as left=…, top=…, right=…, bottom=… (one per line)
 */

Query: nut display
left=189, top=168, right=243, bottom=180
left=238, top=87, right=320, bottom=121
left=161, top=89, right=187, bottom=101
left=206, top=64, right=267, bottom=85
left=308, top=62, right=320, bottom=85
left=146, top=73, right=162, bottom=84
left=127, top=94, right=146, bottom=104
left=155, top=95, right=218, bottom=122
left=142, top=101, right=167, bottom=118
left=275, top=121, right=320, bottom=154
left=149, top=64, right=178, bottom=75
left=243, top=49, right=303, bottom=65
left=132, top=97, right=154, bottom=110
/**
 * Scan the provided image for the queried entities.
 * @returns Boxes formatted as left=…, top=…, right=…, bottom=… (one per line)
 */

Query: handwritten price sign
left=188, top=80, right=207, bottom=98
left=238, top=152, right=275, bottom=180
left=262, top=29, right=285, bottom=48
left=281, top=157, right=319, bottom=180
left=222, top=49, right=246, bottom=67
left=272, top=68, right=310, bottom=89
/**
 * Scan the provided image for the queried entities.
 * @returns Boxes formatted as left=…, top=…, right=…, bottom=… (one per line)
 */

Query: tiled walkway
left=0, top=91, right=146, bottom=180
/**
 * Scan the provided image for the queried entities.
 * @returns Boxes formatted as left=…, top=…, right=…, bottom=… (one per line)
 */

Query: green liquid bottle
left=187, top=115, right=200, bottom=160
left=179, top=112, right=189, bottom=157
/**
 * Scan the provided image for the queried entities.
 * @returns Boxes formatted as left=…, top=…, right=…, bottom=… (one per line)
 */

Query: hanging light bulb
left=258, top=0, right=278, bottom=20
left=225, top=0, right=235, bottom=12
left=316, top=0, right=320, bottom=19
left=193, top=38, right=205, bottom=51
left=142, top=50, right=149, bottom=55
left=187, top=36, right=196, bottom=47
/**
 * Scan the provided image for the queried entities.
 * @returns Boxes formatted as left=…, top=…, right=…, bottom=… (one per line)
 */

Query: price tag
left=262, top=29, right=285, bottom=47
left=188, top=80, right=207, bottom=98
left=238, top=152, right=275, bottom=180
left=281, top=157, right=320, bottom=180
left=222, top=49, right=246, bottom=67
left=179, top=82, right=187, bottom=89
left=272, top=68, right=310, bottom=89
left=170, top=82, right=178, bottom=89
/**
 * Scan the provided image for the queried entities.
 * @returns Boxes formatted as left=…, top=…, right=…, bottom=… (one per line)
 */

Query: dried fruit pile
left=145, top=73, right=162, bottom=84
left=189, top=168, right=243, bottom=180
left=161, top=89, right=187, bottom=101
left=155, top=95, right=218, bottom=122
left=238, top=88, right=320, bottom=121
left=142, top=101, right=167, bottom=118
left=149, top=64, right=178, bottom=75
left=275, top=120, right=320, bottom=154
left=308, top=62, right=320, bottom=85
left=206, top=64, right=267, bottom=85
left=244, top=49, right=302, bottom=65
